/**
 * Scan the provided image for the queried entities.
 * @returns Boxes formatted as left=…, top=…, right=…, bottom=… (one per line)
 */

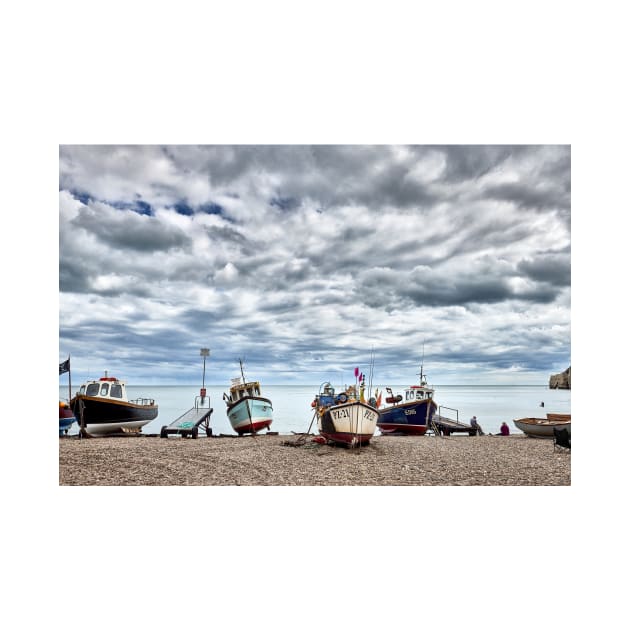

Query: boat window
left=416, top=391, right=423, bottom=399
left=406, top=391, right=414, bottom=401
left=255, top=386, right=260, bottom=396
left=100, top=383, right=109, bottom=396
left=86, top=383, right=100, bottom=396
left=79, top=385, right=86, bottom=394
left=427, top=392, right=432, bottom=399
left=110, top=384, right=123, bottom=398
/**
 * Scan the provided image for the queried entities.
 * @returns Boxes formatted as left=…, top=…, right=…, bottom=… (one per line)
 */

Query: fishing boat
left=312, top=382, right=379, bottom=447
left=59, top=357, right=75, bottom=435
left=70, top=371, right=158, bottom=435
left=513, top=413, right=571, bottom=439
left=59, top=400, right=75, bottom=436
left=223, top=360, right=273, bottom=434
left=376, top=365, right=437, bottom=435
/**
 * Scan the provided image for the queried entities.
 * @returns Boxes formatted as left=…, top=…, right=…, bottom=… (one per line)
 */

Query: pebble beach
left=59, top=433, right=570, bottom=486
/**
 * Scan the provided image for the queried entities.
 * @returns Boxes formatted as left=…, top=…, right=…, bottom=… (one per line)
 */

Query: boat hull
left=59, top=403, right=76, bottom=436
left=318, top=401, right=379, bottom=446
left=227, top=396, right=273, bottom=434
left=70, top=395, right=158, bottom=435
left=377, top=399, right=436, bottom=435
left=513, top=417, right=571, bottom=439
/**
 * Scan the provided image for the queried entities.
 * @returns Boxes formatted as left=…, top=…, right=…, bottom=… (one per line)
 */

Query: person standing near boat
left=499, top=422, right=510, bottom=436
left=470, top=416, right=484, bottom=435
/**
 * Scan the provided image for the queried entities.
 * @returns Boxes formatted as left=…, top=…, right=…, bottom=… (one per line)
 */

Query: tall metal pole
left=200, top=348, right=210, bottom=401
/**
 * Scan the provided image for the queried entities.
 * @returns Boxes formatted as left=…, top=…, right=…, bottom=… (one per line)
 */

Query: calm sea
left=59, top=383, right=571, bottom=436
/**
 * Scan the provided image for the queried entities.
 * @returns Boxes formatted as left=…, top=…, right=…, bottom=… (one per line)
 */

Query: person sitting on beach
left=499, top=422, right=510, bottom=436
left=470, top=416, right=484, bottom=435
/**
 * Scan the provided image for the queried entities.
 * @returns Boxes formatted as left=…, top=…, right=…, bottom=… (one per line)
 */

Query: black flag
left=59, top=358, right=70, bottom=375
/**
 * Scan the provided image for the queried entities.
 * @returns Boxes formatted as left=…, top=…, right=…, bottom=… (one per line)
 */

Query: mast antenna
left=419, top=341, right=426, bottom=384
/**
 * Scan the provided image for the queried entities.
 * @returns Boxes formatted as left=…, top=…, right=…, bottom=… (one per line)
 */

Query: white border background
left=4, top=1, right=625, bottom=628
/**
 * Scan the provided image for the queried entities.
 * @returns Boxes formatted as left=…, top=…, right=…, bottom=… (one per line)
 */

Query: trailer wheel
left=191, top=427, right=198, bottom=439
left=160, top=426, right=167, bottom=438
left=205, top=427, right=213, bottom=437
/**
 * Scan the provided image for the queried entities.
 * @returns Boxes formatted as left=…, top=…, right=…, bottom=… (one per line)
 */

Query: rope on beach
left=282, top=411, right=318, bottom=447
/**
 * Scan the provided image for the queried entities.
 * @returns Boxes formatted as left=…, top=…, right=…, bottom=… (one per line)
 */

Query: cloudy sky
left=59, top=145, right=570, bottom=385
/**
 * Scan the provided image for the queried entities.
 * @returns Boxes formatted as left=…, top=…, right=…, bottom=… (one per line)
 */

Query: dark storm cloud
left=485, top=182, right=570, bottom=211
left=59, top=261, right=91, bottom=293
left=205, top=224, right=248, bottom=247
left=434, top=145, right=525, bottom=182
left=71, top=201, right=191, bottom=252
left=59, top=145, right=571, bottom=383
left=403, top=277, right=513, bottom=307
left=517, top=253, right=571, bottom=287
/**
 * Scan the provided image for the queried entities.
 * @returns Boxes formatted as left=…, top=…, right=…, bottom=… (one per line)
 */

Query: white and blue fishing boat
left=376, top=365, right=437, bottom=435
left=223, top=360, right=273, bottom=435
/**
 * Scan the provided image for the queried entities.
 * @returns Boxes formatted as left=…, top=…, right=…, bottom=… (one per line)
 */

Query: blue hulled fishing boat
left=376, top=365, right=437, bottom=435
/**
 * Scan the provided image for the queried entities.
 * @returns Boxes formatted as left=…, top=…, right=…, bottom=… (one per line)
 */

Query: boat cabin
left=228, top=380, right=262, bottom=402
left=315, top=383, right=359, bottom=408
left=404, top=385, right=434, bottom=402
left=76, top=373, right=156, bottom=407
left=78, top=374, right=128, bottom=401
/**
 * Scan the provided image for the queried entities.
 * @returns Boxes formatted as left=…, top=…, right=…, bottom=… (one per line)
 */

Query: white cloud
left=59, top=145, right=571, bottom=383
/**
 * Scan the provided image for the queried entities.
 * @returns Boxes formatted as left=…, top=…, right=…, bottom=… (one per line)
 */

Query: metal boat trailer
left=160, top=395, right=213, bottom=438
left=431, top=405, right=476, bottom=436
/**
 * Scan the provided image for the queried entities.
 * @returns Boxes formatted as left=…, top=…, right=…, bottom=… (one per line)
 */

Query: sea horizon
left=60, top=382, right=570, bottom=437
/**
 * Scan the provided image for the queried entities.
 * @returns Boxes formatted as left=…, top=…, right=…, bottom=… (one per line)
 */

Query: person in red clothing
left=499, top=421, right=510, bottom=436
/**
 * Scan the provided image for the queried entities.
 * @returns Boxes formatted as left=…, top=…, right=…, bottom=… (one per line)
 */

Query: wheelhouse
left=79, top=374, right=127, bottom=401
left=404, top=385, right=434, bottom=402
left=228, top=380, right=262, bottom=402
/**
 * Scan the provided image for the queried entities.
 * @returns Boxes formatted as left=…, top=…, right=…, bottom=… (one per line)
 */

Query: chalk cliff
left=549, top=366, right=571, bottom=389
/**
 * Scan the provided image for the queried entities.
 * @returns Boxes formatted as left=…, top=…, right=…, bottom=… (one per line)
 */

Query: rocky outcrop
left=549, top=366, right=571, bottom=389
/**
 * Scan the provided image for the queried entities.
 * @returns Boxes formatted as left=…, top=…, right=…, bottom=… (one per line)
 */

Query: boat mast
left=368, top=347, right=375, bottom=399
left=239, top=358, right=246, bottom=384
left=419, top=342, right=426, bottom=384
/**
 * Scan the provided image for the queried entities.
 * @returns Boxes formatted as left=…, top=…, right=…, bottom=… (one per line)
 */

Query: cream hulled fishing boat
left=311, top=378, right=379, bottom=447
left=513, top=414, right=571, bottom=438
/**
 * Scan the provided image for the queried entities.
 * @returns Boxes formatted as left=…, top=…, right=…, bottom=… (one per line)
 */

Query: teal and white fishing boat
left=223, top=360, right=273, bottom=435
